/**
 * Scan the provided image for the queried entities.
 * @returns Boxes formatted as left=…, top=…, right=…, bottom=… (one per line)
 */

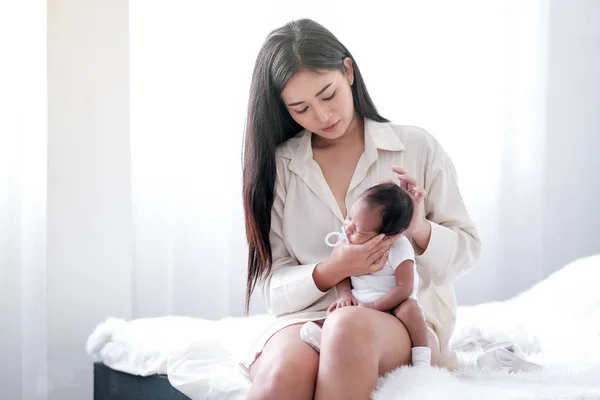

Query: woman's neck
left=312, top=113, right=364, bottom=150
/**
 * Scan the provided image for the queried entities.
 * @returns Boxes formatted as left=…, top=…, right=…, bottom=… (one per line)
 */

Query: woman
left=242, top=18, right=481, bottom=399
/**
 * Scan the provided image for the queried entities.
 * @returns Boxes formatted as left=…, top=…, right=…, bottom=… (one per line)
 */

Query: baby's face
left=342, top=199, right=381, bottom=245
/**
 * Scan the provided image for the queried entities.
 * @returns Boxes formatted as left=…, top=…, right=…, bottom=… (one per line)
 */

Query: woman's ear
left=343, top=57, right=355, bottom=86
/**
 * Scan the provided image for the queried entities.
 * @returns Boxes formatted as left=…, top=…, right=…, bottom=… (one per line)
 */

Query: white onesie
left=350, top=236, right=419, bottom=304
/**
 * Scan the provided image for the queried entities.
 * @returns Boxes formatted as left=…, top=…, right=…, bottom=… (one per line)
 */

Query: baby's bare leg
left=393, top=299, right=428, bottom=346
left=393, top=299, right=431, bottom=365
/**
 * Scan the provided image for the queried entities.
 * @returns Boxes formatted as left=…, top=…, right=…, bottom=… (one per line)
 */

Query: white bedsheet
left=87, top=255, right=600, bottom=399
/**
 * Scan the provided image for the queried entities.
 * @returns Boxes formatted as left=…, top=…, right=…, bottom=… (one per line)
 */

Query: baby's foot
left=300, top=322, right=322, bottom=353
left=411, top=346, right=432, bottom=367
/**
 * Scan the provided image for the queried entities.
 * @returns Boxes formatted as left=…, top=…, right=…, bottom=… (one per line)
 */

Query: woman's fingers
left=392, top=165, right=418, bottom=192
left=413, top=186, right=426, bottom=199
left=363, top=233, right=385, bottom=250
left=391, top=166, right=406, bottom=175
left=406, top=186, right=426, bottom=205
left=397, top=173, right=416, bottom=184
left=392, top=165, right=426, bottom=201
left=370, top=234, right=397, bottom=254
left=398, top=175, right=417, bottom=193
left=367, top=246, right=389, bottom=264
left=368, top=251, right=388, bottom=272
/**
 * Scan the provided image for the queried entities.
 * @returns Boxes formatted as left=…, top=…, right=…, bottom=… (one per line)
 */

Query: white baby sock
left=411, top=346, right=431, bottom=366
left=300, top=322, right=322, bottom=353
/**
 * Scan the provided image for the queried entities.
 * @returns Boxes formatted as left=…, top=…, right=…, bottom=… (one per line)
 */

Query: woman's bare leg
left=247, top=324, right=319, bottom=400
left=314, top=306, right=415, bottom=400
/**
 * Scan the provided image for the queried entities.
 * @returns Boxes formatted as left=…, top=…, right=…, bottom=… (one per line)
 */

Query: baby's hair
left=360, top=183, right=414, bottom=236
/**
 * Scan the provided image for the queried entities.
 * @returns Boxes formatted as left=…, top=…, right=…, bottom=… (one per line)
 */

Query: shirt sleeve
left=261, top=157, right=328, bottom=316
left=389, top=236, right=415, bottom=271
left=415, top=133, right=482, bottom=286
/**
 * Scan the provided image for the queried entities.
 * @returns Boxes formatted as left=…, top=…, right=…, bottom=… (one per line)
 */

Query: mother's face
left=280, top=58, right=355, bottom=140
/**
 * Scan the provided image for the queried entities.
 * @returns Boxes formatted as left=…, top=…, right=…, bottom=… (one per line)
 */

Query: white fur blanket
left=87, top=255, right=600, bottom=399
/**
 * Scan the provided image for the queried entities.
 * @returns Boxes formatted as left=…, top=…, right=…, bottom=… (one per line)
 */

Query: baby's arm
left=369, top=260, right=415, bottom=312
left=328, top=278, right=358, bottom=312
left=336, top=277, right=353, bottom=298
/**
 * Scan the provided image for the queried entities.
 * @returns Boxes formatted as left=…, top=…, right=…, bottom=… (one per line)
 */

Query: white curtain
left=0, top=2, right=48, bottom=399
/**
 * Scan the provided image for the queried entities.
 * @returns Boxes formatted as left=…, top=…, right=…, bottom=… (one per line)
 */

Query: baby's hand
left=327, top=294, right=358, bottom=313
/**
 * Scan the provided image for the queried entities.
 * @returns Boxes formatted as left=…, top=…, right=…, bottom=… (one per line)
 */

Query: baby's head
left=343, top=183, right=414, bottom=244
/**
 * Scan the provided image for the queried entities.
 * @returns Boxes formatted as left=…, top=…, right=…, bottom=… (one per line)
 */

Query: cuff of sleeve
left=270, top=263, right=326, bottom=314
left=416, top=221, right=456, bottom=279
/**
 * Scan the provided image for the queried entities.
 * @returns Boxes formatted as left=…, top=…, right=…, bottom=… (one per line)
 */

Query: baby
left=300, top=183, right=431, bottom=366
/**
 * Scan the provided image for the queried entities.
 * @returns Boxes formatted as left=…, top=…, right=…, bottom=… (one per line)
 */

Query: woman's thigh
left=248, top=323, right=319, bottom=399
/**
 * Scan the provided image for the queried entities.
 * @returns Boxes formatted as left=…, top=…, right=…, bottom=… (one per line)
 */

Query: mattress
left=88, top=255, right=600, bottom=399
left=94, top=362, right=191, bottom=400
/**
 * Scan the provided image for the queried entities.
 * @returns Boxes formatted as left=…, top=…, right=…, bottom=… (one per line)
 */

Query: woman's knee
left=322, top=307, right=375, bottom=350
left=248, top=326, right=319, bottom=400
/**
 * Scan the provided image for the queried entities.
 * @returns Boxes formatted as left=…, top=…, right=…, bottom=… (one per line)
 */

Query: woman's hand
left=391, top=166, right=428, bottom=237
left=314, top=234, right=396, bottom=291
left=327, top=233, right=397, bottom=277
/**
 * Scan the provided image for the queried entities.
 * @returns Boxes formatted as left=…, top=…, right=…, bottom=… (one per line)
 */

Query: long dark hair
left=243, top=18, right=389, bottom=312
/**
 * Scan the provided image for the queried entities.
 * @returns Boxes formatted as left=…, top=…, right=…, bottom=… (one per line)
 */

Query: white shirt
left=351, top=236, right=418, bottom=303
left=243, top=119, right=482, bottom=369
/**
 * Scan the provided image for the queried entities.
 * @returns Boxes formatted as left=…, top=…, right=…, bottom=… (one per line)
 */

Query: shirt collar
left=285, top=118, right=405, bottom=169
left=283, top=119, right=405, bottom=222
left=362, top=118, right=405, bottom=166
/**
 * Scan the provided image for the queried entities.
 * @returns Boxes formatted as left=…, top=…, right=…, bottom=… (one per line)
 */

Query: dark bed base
left=93, top=362, right=191, bottom=400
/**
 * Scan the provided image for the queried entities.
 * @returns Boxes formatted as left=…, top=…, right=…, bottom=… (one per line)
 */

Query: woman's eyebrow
left=286, top=82, right=333, bottom=106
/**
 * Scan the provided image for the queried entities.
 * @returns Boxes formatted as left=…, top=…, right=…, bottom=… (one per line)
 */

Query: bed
left=93, top=361, right=191, bottom=400
left=88, top=255, right=600, bottom=399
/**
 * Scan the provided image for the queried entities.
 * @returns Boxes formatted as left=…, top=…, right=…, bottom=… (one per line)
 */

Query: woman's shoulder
left=275, top=129, right=308, bottom=159
left=375, top=121, right=449, bottom=166
left=385, top=122, right=441, bottom=152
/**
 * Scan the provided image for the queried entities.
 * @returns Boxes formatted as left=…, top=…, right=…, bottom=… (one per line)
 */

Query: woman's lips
left=323, top=120, right=339, bottom=132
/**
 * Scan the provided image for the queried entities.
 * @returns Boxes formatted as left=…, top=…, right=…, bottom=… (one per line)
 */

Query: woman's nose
left=313, top=104, right=331, bottom=124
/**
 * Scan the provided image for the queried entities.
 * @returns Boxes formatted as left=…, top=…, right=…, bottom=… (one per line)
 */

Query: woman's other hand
left=391, top=166, right=427, bottom=237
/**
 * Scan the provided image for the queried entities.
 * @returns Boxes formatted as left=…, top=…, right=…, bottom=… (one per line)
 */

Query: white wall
left=540, top=0, right=600, bottom=282
left=47, top=1, right=131, bottom=399
left=492, top=0, right=600, bottom=301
